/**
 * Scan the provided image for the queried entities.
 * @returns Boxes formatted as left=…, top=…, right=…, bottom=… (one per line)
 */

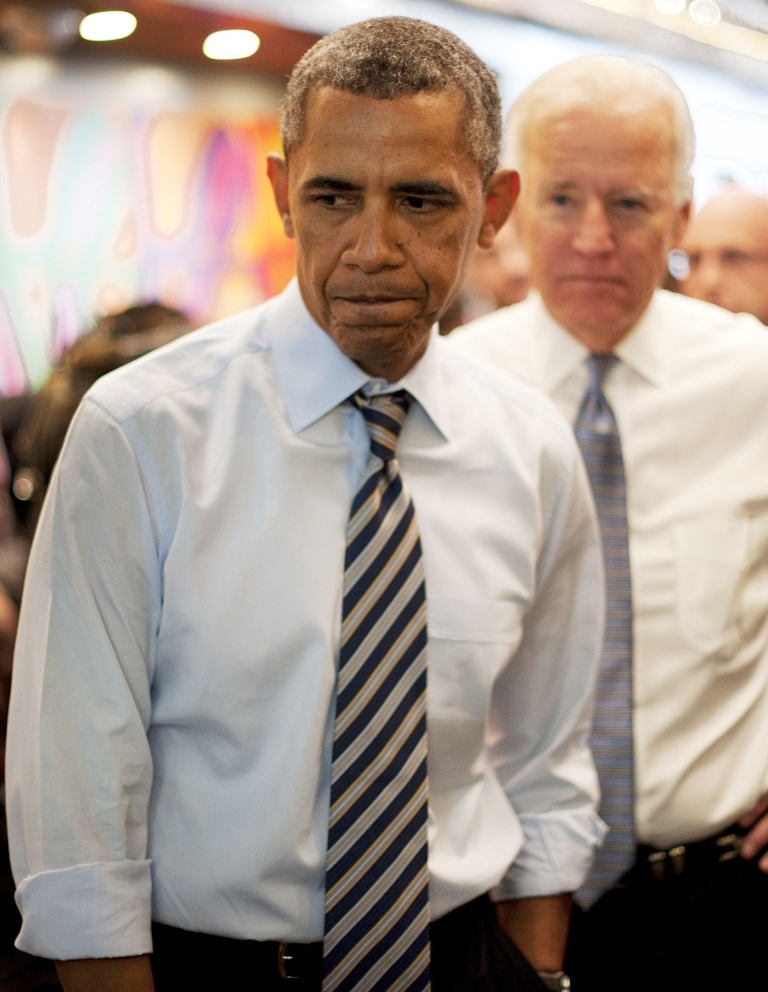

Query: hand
left=739, top=792, right=768, bottom=870
left=496, top=894, right=571, bottom=972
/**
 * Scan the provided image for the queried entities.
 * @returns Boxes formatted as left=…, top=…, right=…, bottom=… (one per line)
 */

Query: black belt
left=629, top=824, right=745, bottom=884
left=151, top=921, right=322, bottom=985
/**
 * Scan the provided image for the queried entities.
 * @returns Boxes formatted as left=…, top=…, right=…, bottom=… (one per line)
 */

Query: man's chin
left=555, top=297, right=644, bottom=343
left=328, top=320, right=431, bottom=376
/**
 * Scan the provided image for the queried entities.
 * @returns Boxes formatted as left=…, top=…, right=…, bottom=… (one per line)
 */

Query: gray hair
left=505, top=55, right=695, bottom=204
left=281, top=17, right=502, bottom=180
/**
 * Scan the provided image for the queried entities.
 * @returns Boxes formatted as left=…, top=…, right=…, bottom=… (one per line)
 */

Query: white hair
left=505, top=55, right=695, bottom=205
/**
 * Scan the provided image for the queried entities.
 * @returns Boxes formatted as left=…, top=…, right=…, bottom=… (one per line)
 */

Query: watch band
left=536, top=969, right=571, bottom=991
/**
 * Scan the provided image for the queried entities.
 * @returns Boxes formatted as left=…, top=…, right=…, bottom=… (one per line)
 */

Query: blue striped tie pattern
left=574, top=355, right=636, bottom=909
left=322, top=390, right=431, bottom=992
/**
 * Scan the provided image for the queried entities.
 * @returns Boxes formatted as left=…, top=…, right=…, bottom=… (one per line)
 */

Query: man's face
left=268, top=87, right=515, bottom=380
left=681, top=192, right=768, bottom=325
left=518, top=103, right=690, bottom=351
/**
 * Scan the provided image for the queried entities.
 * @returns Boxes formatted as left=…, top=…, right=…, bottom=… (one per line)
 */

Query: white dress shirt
left=452, top=289, right=768, bottom=850
left=7, top=279, right=604, bottom=961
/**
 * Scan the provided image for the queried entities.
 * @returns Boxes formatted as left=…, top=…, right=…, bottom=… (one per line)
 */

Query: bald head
left=506, top=56, right=695, bottom=205
left=681, top=187, right=768, bottom=324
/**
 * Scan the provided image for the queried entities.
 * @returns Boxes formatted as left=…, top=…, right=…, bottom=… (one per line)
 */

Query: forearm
left=495, top=893, right=572, bottom=971
left=56, top=955, right=155, bottom=992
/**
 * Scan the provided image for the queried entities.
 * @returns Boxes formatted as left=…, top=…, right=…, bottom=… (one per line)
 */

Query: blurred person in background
left=680, top=185, right=768, bottom=324
left=452, top=55, right=768, bottom=992
left=440, top=209, right=530, bottom=333
left=10, top=303, right=193, bottom=542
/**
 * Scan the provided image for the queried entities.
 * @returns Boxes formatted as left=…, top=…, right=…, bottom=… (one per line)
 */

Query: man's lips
left=330, top=296, right=421, bottom=325
left=561, top=275, right=625, bottom=284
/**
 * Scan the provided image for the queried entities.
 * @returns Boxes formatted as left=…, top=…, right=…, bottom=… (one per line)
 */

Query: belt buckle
left=277, top=942, right=301, bottom=982
left=716, top=833, right=743, bottom=862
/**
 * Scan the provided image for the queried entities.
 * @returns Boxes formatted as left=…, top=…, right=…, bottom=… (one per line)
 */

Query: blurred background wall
left=1, top=0, right=768, bottom=393
left=0, top=60, right=294, bottom=390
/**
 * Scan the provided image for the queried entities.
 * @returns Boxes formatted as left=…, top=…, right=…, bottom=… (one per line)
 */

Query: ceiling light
left=653, top=0, right=686, bottom=14
left=581, top=0, right=768, bottom=63
left=79, top=10, right=137, bottom=42
left=689, top=0, right=721, bottom=27
left=203, top=29, right=260, bottom=61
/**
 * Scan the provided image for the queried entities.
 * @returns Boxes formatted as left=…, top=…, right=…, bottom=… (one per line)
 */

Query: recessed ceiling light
left=653, top=0, right=686, bottom=14
left=689, top=0, right=721, bottom=27
left=203, top=29, right=260, bottom=61
left=79, top=10, right=137, bottom=42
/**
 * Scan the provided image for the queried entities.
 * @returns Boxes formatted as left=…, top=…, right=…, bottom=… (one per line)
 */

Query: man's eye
left=552, top=194, right=571, bottom=206
left=617, top=198, right=642, bottom=211
left=312, top=194, right=350, bottom=207
left=404, top=196, right=434, bottom=211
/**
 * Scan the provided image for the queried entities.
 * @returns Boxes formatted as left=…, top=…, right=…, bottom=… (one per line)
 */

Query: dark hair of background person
left=281, top=16, right=503, bottom=181
left=11, top=303, right=192, bottom=542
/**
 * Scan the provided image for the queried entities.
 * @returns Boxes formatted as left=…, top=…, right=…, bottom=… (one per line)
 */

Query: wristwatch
left=537, top=970, right=571, bottom=991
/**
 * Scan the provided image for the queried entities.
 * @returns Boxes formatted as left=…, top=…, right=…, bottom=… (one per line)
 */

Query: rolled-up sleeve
left=490, top=438, right=606, bottom=900
left=6, top=398, right=160, bottom=959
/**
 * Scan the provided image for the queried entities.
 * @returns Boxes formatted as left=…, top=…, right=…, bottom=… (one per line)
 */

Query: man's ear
left=267, top=153, right=295, bottom=239
left=477, top=170, right=520, bottom=249
left=672, top=198, right=692, bottom=248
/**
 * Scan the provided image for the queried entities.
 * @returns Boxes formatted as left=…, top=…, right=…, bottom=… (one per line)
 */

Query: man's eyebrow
left=303, top=175, right=363, bottom=193
left=543, top=181, right=579, bottom=192
left=391, top=180, right=459, bottom=199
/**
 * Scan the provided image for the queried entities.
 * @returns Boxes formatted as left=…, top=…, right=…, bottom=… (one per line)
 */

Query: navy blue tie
left=322, top=390, right=430, bottom=991
left=574, top=355, right=636, bottom=908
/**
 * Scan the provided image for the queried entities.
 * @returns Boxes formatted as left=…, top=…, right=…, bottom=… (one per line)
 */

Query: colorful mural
left=0, top=65, right=295, bottom=393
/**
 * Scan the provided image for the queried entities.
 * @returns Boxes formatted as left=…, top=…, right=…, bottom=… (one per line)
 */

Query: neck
left=554, top=310, right=638, bottom=354
left=543, top=293, right=655, bottom=355
left=567, top=328, right=626, bottom=355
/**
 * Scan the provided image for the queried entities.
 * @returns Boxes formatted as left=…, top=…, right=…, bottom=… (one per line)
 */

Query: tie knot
left=351, top=389, right=411, bottom=462
left=586, top=353, right=618, bottom=398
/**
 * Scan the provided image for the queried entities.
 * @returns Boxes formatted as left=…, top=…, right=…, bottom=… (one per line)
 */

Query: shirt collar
left=268, top=279, right=451, bottom=440
left=527, top=293, right=589, bottom=393
left=612, top=291, right=669, bottom=387
left=531, top=289, right=669, bottom=389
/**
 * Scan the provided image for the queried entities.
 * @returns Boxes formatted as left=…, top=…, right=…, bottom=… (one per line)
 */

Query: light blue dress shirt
left=6, top=280, right=605, bottom=961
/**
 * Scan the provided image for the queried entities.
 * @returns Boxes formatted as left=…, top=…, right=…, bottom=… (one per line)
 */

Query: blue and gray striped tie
left=574, top=355, right=636, bottom=909
left=323, top=389, right=431, bottom=992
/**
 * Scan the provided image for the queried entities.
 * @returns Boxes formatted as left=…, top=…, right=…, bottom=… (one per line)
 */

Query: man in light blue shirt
left=6, top=18, right=603, bottom=992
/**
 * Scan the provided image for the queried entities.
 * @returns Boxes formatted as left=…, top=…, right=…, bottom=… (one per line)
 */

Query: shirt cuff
left=491, top=811, right=607, bottom=900
left=14, top=860, right=153, bottom=960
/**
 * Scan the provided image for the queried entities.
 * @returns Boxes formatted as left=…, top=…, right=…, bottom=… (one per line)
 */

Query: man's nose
left=343, top=203, right=404, bottom=272
left=572, top=201, right=614, bottom=255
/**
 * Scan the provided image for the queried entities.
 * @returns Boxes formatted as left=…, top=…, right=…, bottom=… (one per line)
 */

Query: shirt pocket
left=427, top=597, right=522, bottom=718
left=675, top=515, right=748, bottom=656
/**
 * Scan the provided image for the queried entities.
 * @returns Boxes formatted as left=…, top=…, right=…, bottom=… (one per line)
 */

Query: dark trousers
left=152, top=895, right=548, bottom=991
left=565, top=854, right=768, bottom=991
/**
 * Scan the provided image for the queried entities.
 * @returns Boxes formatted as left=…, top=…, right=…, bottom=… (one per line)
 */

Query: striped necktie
left=323, top=389, right=431, bottom=992
left=574, top=355, right=636, bottom=909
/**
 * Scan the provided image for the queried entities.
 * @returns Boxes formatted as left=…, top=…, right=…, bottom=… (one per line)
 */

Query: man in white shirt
left=453, top=55, right=768, bottom=991
left=6, top=19, right=604, bottom=992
